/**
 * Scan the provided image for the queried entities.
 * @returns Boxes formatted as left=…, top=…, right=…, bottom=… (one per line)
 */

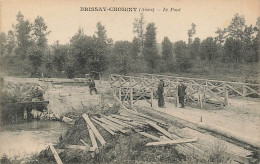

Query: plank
left=146, top=120, right=173, bottom=139
left=88, top=125, right=98, bottom=150
left=90, top=118, right=115, bottom=135
left=136, top=131, right=161, bottom=141
left=80, top=139, right=96, bottom=152
left=111, top=114, right=133, bottom=121
left=146, top=137, right=198, bottom=146
left=49, top=143, right=63, bottom=164
left=101, top=115, right=134, bottom=128
left=82, top=114, right=106, bottom=145
left=93, top=116, right=127, bottom=134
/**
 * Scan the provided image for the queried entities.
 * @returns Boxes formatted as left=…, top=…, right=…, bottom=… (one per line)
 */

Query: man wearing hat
left=178, top=80, right=187, bottom=108
left=157, top=79, right=165, bottom=108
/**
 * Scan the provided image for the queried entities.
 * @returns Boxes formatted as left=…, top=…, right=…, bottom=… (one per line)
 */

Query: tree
left=112, top=41, right=133, bottom=74
left=52, top=41, right=69, bottom=73
left=131, top=37, right=140, bottom=59
left=27, top=46, right=43, bottom=77
left=223, top=38, right=242, bottom=63
left=0, top=32, right=6, bottom=55
left=95, top=22, right=107, bottom=40
left=32, top=16, right=51, bottom=48
left=227, top=14, right=246, bottom=41
left=174, top=41, right=192, bottom=71
left=133, top=13, right=145, bottom=52
left=187, top=23, right=196, bottom=44
left=70, top=28, right=108, bottom=76
left=189, top=37, right=201, bottom=61
left=200, top=37, right=218, bottom=63
left=161, top=37, right=174, bottom=72
left=215, top=28, right=227, bottom=44
left=143, top=23, right=158, bottom=71
left=13, top=12, right=33, bottom=59
left=6, top=30, right=16, bottom=55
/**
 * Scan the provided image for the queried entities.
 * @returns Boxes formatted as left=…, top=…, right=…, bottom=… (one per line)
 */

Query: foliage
left=174, top=41, right=192, bottom=72
left=32, top=16, right=51, bottom=48
left=187, top=23, right=196, bottom=44
left=52, top=41, right=69, bottom=73
left=200, top=37, right=218, bottom=63
left=143, top=23, right=158, bottom=72
left=1, top=12, right=259, bottom=78
left=189, top=37, right=201, bottom=61
left=110, top=41, right=134, bottom=74
left=161, top=37, right=174, bottom=72
left=133, top=13, right=145, bottom=52
left=95, top=22, right=107, bottom=40
left=13, top=12, right=34, bottom=59
left=0, top=32, right=7, bottom=55
left=6, top=30, right=16, bottom=55
left=27, top=46, right=44, bottom=77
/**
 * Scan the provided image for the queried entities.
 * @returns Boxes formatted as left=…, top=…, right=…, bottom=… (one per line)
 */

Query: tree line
left=0, top=12, right=259, bottom=78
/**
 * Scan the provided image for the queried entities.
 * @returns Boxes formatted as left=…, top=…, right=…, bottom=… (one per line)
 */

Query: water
left=0, top=121, right=68, bottom=160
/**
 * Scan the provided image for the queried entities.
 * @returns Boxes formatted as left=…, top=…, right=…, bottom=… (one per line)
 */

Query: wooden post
left=175, top=85, right=178, bottom=107
left=224, top=83, right=229, bottom=106
left=151, top=87, right=153, bottom=107
left=130, top=87, right=133, bottom=109
left=24, top=107, right=27, bottom=120
left=204, top=81, right=208, bottom=99
left=49, top=143, right=63, bottom=164
left=198, top=86, right=203, bottom=109
left=82, top=114, right=106, bottom=145
left=130, top=77, right=133, bottom=109
left=242, top=84, right=246, bottom=97
left=152, top=75, right=154, bottom=88
left=119, top=78, right=122, bottom=102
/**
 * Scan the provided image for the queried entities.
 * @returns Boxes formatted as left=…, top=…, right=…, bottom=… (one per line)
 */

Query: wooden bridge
left=109, top=74, right=260, bottom=109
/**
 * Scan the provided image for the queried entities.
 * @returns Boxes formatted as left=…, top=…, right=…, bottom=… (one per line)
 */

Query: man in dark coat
left=157, top=79, right=165, bottom=108
left=89, top=79, right=97, bottom=95
left=178, top=81, right=187, bottom=108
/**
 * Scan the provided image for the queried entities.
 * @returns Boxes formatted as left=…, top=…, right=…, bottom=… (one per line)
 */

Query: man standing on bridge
left=89, top=79, right=98, bottom=95
left=178, top=80, right=187, bottom=108
left=157, top=79, right=165, bottom=108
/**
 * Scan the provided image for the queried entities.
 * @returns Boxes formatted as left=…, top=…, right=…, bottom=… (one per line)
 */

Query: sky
left=1, top=0, right=260, bottom=45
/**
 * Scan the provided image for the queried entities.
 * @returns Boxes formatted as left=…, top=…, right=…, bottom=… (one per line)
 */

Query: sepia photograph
left=0, top=0, right=260, bottom=163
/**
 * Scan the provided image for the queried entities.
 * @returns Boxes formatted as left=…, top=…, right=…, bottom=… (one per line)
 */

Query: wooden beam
left=91, top=118, right=115, bottom=135
left=88, top=125, right=98, bottom=152
left=101, top=115, right=134, bottom=128
left=82, top=114, right=106, bottom=145
left=93, top=116, right=127, bottom=134
left=146, top=137, right=198, bottom=146
left=111, top=114, right=133, bottom=121
left=93, top=116, right=124, bottom=130
left=49, top=143, right=63, bottom=164
left=79, top=139, right=96, bottom=152
left=146, top=120, right=173, bottom=139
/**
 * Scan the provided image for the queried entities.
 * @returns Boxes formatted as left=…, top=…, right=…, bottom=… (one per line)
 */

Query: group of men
left=157, top=79, right=187, bottom=108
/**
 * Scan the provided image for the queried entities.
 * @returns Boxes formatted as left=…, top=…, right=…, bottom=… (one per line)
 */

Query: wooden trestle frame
left=109, top=74, right=260, bottom=109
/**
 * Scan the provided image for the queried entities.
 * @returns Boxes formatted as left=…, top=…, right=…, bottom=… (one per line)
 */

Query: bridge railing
left=141, top=73, right=260, bottom=98
left=109, top=74, right=232, bottom=109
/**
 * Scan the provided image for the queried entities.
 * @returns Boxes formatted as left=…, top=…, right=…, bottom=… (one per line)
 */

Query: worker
left=157, top=79, right=165, bottom=108
left=178, top=80, right=187, bottom=108
left=89, top=79, right=97, bottom=95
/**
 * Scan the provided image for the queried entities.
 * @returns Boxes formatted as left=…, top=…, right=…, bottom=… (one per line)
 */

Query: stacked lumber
left=76, top=111, right=201, bottom=160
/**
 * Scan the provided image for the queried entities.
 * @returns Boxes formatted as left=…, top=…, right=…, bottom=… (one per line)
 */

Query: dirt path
left=44, top=84, right=100, bottom=118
